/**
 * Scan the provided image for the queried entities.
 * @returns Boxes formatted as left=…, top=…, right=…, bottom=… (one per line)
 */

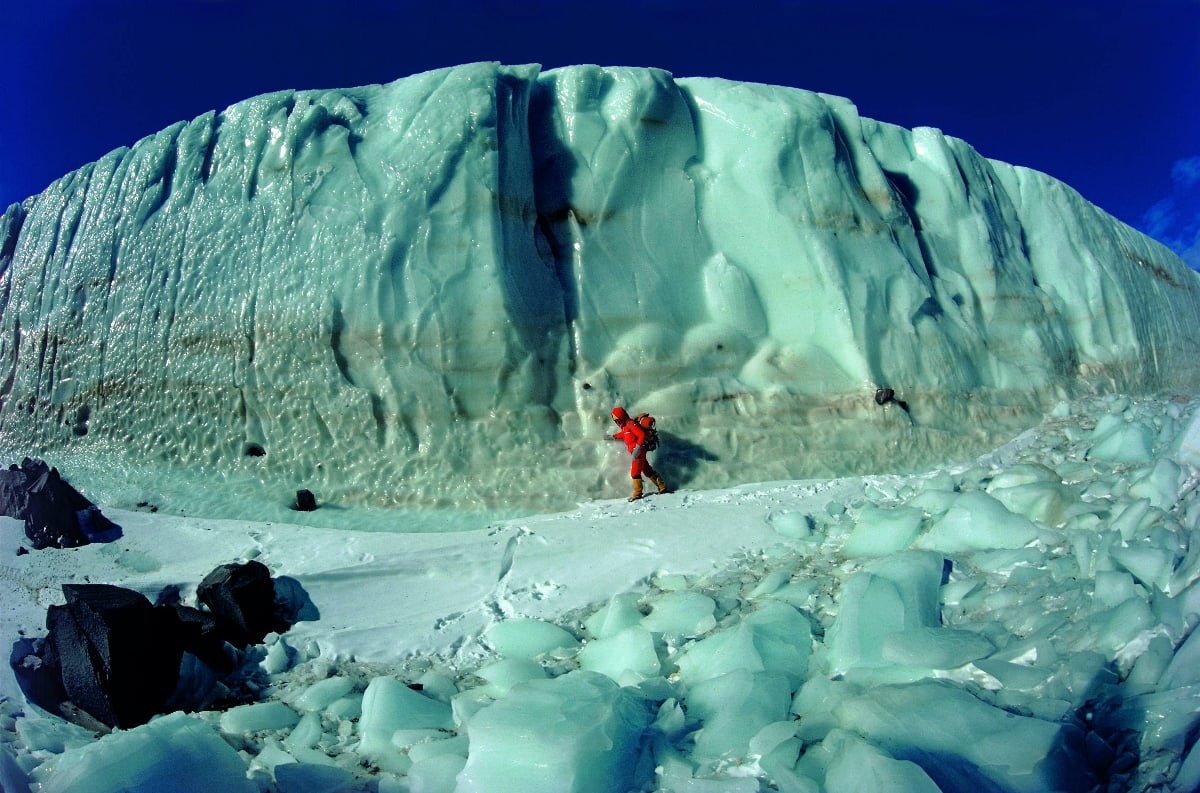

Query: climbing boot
left=629, top=478, right=644, bottom=501
left=649, top=473, right=669, bottom=495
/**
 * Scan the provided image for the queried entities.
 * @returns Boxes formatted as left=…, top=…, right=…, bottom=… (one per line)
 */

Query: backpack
left=635, top=413, right=659, bottom=452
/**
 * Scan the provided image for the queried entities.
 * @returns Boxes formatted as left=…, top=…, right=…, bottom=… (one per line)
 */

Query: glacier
left=1, top=61, right=1199, bottom=520
left=4, top=57, right=1200, bottom=793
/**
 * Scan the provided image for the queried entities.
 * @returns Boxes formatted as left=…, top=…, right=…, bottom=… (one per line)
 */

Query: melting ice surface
left=4, top=392, right=1200, bottom=792
left=2, top=62, right=1200, bottom=519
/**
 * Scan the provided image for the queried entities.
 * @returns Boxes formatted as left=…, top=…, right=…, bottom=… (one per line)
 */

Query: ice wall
left=1, top=62, right=1198, bottom=515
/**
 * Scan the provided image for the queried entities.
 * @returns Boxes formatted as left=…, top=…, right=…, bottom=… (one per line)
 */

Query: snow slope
left=4, top=392, right=1200, bottom=792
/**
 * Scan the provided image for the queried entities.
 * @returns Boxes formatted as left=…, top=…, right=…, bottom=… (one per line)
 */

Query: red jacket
left=613, top=419, right=647, bottom=457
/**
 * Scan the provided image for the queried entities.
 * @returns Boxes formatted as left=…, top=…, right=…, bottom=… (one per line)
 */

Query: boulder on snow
left=165, top=602, right=238, bottom=673
left=43, top=584, right=184, bottom=728
left=874, top=387, right=910, bottom=413
left=197, top=560, right=289, bottom=648
left=295, top=488, right=318, bottom=511
left=0, top=463, right=33, bottom=516
left=22, top=565, right=314, bottom=730
left=0, top=457, right=121, bottom=549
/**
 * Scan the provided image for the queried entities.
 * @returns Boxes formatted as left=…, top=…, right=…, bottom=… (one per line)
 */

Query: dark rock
left=295, top=489, right=318, bottom=511
left=17, top=564, right=318, bottom=730
left=1, top=458, right=122, bottom=549
left=167, top=602, right=237, bottom=673
left=44, top=603, right=108, bottom=723
left=0, top=463, right=32, bottom=517
left=44, top=584, right=184, bottom=728
left=874, top=387, right=910, bottom=414
left=198, top=561, right=284, bottom=648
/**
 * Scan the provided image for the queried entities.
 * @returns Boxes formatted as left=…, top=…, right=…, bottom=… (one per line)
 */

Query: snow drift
left=1, top=62, right=1198, bottom=517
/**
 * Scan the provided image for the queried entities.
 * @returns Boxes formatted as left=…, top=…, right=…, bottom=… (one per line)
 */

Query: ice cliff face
left=1, top=62, right=1198, bottom=513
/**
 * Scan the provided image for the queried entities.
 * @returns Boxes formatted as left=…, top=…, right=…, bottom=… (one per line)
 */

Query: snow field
left=4, top=392, right=1200, bottom=792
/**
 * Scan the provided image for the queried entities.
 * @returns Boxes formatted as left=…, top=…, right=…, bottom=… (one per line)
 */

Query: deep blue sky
left=3, top=1, right=1198, bottom=264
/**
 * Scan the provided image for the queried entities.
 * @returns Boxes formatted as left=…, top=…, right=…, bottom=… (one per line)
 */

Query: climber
left=610, top=406, right=668, bottom=501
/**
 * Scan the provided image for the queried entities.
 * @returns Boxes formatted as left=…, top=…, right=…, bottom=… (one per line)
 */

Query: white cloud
left=1142, top=155, right=1200, bottom=269
left=1172, top=155, right=1200, bottom=188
